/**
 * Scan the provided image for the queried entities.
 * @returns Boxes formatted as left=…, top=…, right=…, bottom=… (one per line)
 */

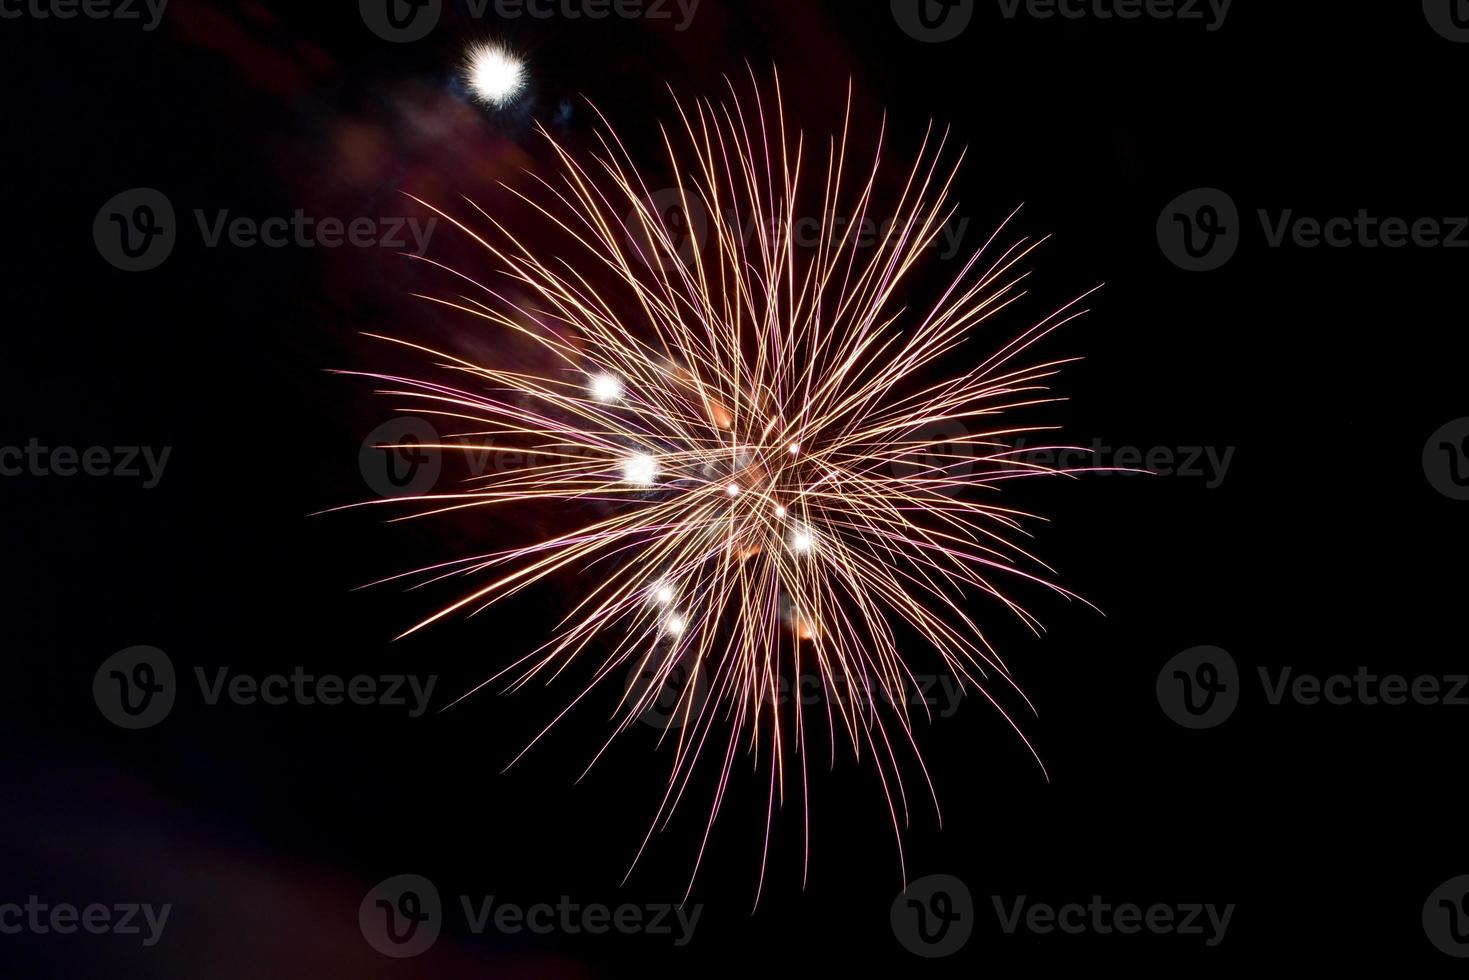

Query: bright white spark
left=726, top=483, right=741, bottom=496
left=465, top=43, right=526, bottom=108
left=652, top=581, right=675, bottom=605
left=774, top=505, right=787, bottom=518
left=590, top=372, right=624, bottom=403
left=790, top=528, right=815, bottom=554
left=665, top=613, right=688, bottom=636
left=622, top=453, right=659, bottom=486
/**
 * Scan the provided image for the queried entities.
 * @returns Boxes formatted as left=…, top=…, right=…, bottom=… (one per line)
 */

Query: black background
left=2, top=0, right=1466, bottom=975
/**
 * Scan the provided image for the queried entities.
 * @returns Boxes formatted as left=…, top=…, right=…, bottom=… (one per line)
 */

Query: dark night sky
left=2, top=1, right=1467, bottom=975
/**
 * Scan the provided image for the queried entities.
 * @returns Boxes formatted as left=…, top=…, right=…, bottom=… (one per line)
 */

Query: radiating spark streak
left=346, top=68, right=1106, bottom=901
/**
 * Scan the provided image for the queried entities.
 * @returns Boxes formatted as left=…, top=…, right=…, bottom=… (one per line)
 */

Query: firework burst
left=340, top=69, right=1103, bottom=903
